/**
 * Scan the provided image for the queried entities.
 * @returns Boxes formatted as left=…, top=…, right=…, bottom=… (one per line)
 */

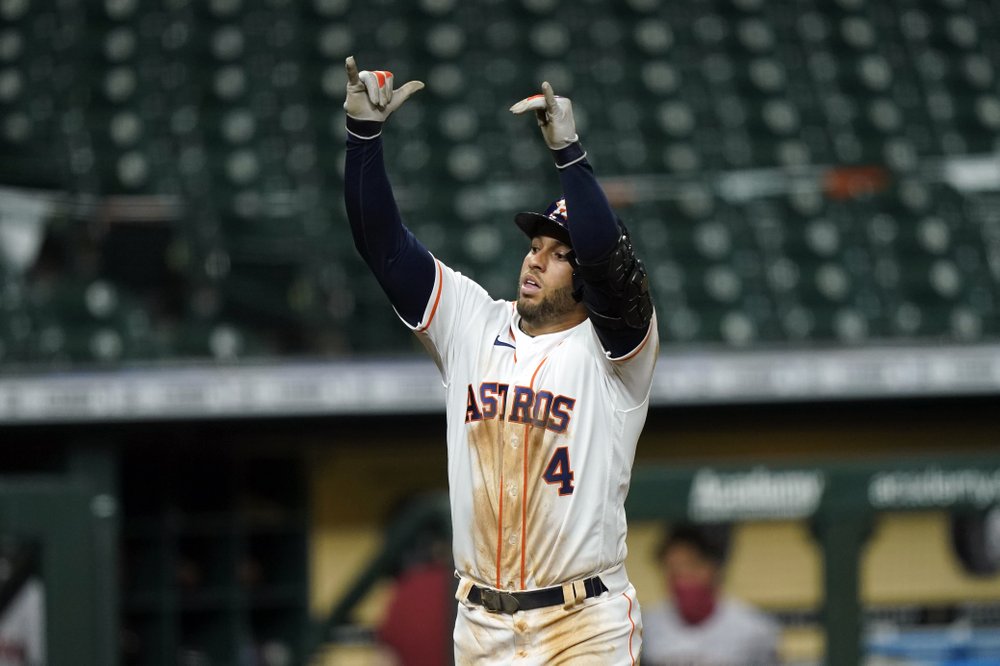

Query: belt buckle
left=480, top=588, right=520, bottom=614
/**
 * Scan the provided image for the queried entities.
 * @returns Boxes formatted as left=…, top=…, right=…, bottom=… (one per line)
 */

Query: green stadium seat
left=5, top=0, right=1000, bottom=362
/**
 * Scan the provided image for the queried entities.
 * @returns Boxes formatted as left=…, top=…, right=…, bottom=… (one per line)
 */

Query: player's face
left=516, top=235, right=586, bottom=335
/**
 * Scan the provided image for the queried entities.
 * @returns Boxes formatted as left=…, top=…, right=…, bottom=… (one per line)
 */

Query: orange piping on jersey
left=415, top=260, right=444, bottom=333
left=496, top=471, right=504, bottom=588
left=496, top=305, right=517, bottom=588
left=610, top=320, right=655, bottom=363
left=496, top=302, right=517, bottom=590
left=623, top=592, right=637, bottom=665
left=508, top=304, right=517, bottom=362
left=520, top=354, right=550, bottom=590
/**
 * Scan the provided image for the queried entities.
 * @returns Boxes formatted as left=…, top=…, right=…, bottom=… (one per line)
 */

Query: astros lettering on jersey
left=404, top=258, right=659, bottom=594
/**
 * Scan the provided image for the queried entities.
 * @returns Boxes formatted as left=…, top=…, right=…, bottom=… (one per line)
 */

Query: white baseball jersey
left=402, top=257, right=659, bottom=593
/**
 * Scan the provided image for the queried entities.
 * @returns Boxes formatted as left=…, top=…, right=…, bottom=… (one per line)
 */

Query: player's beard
left=516, top=283, right=578, bottom=329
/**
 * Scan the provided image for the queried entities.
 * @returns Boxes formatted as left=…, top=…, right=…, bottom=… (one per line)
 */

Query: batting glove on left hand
left=509, top=81, right=579, bottom=150
left=344, top=56, right=424, bottom=127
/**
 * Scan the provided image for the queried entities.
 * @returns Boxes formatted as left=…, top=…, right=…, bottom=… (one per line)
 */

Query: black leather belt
left=466, top=576, right=607, bottom=614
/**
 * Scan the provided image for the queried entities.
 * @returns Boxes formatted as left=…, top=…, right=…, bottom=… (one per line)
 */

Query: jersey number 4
left=543, top=447, right=575, bottom=496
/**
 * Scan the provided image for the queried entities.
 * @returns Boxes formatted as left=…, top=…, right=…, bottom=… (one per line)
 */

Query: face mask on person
left=671, top=577, right=717, bottom=625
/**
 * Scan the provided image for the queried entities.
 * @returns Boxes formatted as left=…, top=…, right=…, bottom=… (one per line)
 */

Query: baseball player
left=343, top=55, right=658, bottom=664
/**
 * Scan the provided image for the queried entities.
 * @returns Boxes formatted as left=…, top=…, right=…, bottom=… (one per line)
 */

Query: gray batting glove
left=344, top=56, right=424, bottom=125
left=509, top=81, right=579, bottom=150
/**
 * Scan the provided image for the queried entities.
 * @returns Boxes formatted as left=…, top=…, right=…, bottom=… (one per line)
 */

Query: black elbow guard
left=574, top=228, right=653, bottom=330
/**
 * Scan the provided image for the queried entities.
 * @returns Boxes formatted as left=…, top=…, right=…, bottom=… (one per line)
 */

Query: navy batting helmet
left=514, top=198, right=572, bottom=248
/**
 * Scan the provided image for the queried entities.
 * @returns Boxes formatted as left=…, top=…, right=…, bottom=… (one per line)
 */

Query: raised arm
left=510, top=83, right=653, bottom=358
left=342, top=56, right=435, bottom=327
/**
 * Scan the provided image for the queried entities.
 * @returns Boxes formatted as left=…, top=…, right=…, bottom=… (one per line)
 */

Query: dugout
left=1, top=390, right=999, bottom=665
left=310, top=397, right=1000, bottom=666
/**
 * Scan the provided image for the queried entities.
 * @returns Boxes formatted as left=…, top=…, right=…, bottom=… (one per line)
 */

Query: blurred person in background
left=642, top=523, right=780, bottom=666
left=375, top=497, right=455, bottom=666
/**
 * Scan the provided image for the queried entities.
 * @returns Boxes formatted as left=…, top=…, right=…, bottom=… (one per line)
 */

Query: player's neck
left=518, top=311, right=587, bottom=337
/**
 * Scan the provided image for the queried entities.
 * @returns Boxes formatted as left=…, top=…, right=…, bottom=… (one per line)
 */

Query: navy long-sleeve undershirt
left=344, top=121, right=435, bottom=327
left=555, top=144, right=651, bottom=357
left=554, top=148, right=619, bottom=265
